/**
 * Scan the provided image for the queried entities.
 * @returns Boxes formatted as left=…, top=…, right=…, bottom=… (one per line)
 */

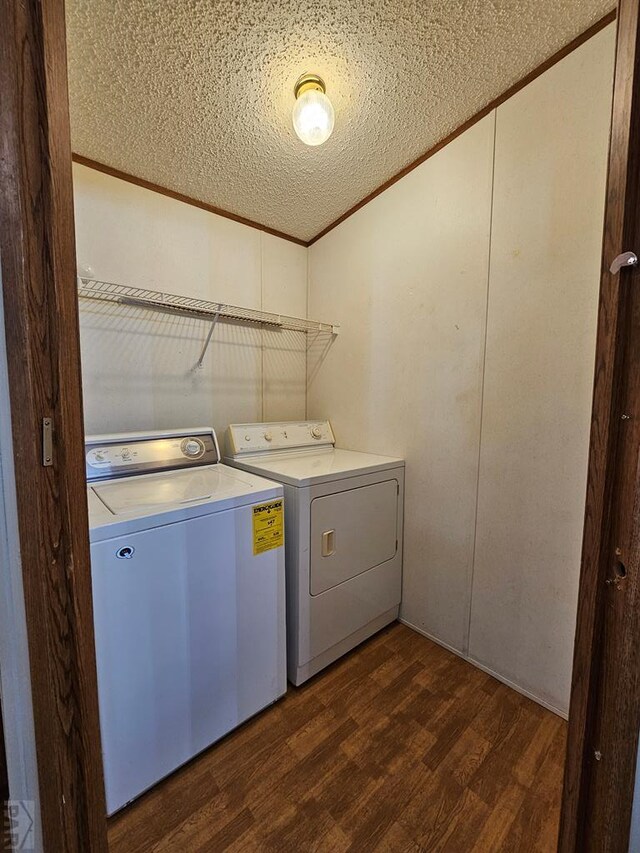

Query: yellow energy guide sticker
left=252, top=499, right=284, bottom=555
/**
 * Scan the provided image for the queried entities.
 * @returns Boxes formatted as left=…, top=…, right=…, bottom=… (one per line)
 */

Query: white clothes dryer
left=225, top=421, right=404, bottom=685
left=86, top=427, right=286, bottom=814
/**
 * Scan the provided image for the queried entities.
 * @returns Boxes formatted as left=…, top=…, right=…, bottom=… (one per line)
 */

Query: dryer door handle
left=321, top=529, right=336, bottom=557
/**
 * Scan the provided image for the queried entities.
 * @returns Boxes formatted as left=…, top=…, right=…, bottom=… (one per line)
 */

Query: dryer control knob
left=311, top=426, right=322, bottom=439
left=264, top=432, right=273, bottom=442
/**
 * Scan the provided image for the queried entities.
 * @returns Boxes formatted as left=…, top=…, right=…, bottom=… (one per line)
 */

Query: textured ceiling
left=66, top=0, right=613, bottom=242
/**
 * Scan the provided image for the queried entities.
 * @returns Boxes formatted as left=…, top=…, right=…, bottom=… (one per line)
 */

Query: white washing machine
left=86, top=427, right=286, bottom=814
left=225, top=421, right=404, bottom=685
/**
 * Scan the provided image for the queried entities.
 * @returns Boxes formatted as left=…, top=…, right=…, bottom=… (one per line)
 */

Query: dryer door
left=310, top=478, right=399, bottom=595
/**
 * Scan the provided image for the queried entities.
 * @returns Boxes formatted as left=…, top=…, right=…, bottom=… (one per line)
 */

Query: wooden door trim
left=0, top=0, right=108, bottom=850
left=0, top=709, right=8, bottom=804
left=560, top=0, right=640, bottom=849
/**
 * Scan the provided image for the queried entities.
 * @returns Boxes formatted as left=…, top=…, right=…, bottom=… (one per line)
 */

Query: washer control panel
left=86, top=429, right=218, bottom=481
left=227, top=421, right=335, bottom=455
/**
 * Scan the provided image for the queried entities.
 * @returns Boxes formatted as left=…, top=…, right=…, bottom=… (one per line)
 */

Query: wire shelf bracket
left=77, top=277, right=339, bottom=369
left=195, top=313, right=220, bottom=370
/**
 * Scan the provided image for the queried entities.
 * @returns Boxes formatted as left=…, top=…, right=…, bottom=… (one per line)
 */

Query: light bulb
left=292, top=74, right=335, bottom=147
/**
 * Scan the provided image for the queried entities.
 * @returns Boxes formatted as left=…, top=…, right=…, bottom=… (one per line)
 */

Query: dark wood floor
left=108, top=623, right=566, bottom=852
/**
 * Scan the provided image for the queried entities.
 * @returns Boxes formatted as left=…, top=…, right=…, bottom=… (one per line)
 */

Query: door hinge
left=42, top=418, right=53, bottom=467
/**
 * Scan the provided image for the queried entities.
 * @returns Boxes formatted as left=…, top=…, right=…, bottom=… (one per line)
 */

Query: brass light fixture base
left=294, top=73, right=326, bottom=99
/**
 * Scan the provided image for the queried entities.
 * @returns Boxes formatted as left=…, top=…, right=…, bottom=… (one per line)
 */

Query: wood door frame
left=1, top=0, right=640, bottom=851
left=559, top=0, right=640, bottom=849
left=0, top=0, right=107, bottom=850
left=0, top=708, right=8, bottom=804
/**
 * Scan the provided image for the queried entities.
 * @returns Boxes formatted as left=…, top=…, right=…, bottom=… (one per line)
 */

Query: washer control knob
left=181, top=438, right=204, bottom=458
left=311, top=426, right=323, bottom=439
left=121, top=447, right=131, bottom=460
left=264, top=432, right=273, bottom=442
left=88, top=449, right=108, bottom=465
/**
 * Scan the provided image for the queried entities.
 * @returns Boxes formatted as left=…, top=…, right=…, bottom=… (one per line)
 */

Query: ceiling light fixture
left=292, top=73, right=335, bottom=147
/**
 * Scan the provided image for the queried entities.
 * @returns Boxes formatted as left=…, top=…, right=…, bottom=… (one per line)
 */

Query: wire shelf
left=77, top=278, right=339, bottom=335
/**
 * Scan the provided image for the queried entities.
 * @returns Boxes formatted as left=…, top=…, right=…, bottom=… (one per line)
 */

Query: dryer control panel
left=85, top=428, right=220, bottom=482
left=227, top=421, right=335, bottom=455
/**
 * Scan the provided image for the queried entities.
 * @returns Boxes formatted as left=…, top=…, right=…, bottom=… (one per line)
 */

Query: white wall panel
left=307, top=24, right=615, bottom=712
left=468, top=25, right=615, bottom=714
left=308, top=116, right=495, bottom=653
left=261, top=234, right=308, bottom=421
left=73, top=164, right=307, bottom=438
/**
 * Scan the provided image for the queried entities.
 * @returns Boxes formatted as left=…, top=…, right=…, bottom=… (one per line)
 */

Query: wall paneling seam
left=464, top=109, right=499, bottom=657
left=305, top=243, right=310, bottom=419
left=260, top=232, right=265, bottom=422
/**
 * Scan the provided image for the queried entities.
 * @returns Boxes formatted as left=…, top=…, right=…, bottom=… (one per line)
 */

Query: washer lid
left=92, top=465, right=265, bottom=515
left=228, top=448, right=404, bottom=487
